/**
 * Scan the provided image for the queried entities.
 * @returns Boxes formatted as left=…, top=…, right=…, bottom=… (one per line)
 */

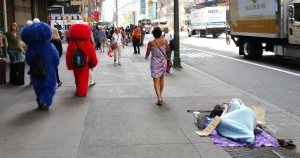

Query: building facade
left=148, top=0, right=193, bottom=30
left=0, top=0, right=61, bottom=59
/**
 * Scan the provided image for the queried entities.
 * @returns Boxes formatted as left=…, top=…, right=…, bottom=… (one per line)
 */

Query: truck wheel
left=242, top=39, right=262, bottom=60
left=200, top=31, right=206, bottom=38
left=213, top=34, right=219, bottom=38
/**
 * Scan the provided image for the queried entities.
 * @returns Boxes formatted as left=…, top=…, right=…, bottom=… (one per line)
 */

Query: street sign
left=140, top=0, right=146, bottom=14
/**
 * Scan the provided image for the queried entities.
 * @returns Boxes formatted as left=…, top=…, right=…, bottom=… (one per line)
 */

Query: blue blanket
left=216, top=106, right=256, bottom=144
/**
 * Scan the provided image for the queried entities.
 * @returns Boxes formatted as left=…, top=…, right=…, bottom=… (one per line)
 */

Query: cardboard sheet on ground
left=196, top=116, right=222, bottom=137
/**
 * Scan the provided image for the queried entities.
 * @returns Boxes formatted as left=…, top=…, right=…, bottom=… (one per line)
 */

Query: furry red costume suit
left=66, top=24, right=98, bottom=96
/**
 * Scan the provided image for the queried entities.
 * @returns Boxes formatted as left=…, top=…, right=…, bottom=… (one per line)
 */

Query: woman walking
left=111, top=28, right=124, bottom=65
left=98, top=26, right=107, bottom=52
left=145, top=27, right=169, bottom=106
left=50, top=28, right=63, bottom=87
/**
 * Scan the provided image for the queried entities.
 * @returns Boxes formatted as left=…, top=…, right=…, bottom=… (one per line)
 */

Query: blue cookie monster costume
left=21, top=22, right=60, bottom=109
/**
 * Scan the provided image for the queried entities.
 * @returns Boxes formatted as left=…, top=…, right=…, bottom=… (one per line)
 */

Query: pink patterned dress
left=150, top=41, right=167, bottom=78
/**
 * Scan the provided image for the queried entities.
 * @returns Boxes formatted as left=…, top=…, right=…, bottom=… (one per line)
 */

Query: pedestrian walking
left=65, top=29, right=70, bottom=43
left=132, top=25, right=141, bottom=54
left=145, top=27, right=169, bottom=106
left=140, top=27, right=145, bottom=46
left=66, top=24, right=98, bottom=97
left=91, top=25, right=99, bottom=50
left=163, top=27, right=173, bottom=73
left=98, top=26, right=107, bottom=52
left=124, top=32, right=129, bottom=46
left=21, top=21, right=60, bottom=110
left=111, top=28, right=124, bottom=65
left=89, top=31, right=96, bottom=86
left=0, top=22, right=25, bottom=62
left=50, top=28, right=63, bottom=87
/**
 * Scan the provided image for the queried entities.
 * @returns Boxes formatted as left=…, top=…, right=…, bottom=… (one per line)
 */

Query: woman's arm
left=0, top=35, right=7, bottom=47
left=145, top=41, right=152, bottom=60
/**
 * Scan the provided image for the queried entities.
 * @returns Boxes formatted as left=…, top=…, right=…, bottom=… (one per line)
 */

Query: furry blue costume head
left=21, top=22, right=52, bottom=45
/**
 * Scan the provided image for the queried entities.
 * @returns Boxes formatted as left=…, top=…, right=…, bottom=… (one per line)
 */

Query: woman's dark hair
left=152, top=27, right=162, bottom=39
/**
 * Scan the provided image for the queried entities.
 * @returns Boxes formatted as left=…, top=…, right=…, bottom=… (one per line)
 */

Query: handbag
left=111, top=35, right=119, bottom=50
left=153, top=40, right=173, bottom=69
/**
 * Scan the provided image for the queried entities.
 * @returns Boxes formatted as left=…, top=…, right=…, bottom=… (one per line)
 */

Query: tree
left=119, top=9, right=136, bottom=27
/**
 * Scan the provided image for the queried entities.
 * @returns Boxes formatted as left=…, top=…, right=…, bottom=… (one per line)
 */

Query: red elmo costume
left=66, top=24, right=98, bottom=96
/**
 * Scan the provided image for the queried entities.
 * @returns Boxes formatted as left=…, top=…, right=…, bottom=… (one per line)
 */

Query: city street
left=158, top=32, right=300, bottom=118
left=0, top=34, right=300, bottom=157
left=1, top=0, right=300, bottom=157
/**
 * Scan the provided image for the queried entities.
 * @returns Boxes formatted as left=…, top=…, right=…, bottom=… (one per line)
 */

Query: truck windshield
left=295, top=4, right=300, bottom=22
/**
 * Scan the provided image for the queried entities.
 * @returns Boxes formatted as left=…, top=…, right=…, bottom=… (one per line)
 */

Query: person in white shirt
left=111, top=28, right=124, bottom=65
left=163, top=27, right=172, bottom=73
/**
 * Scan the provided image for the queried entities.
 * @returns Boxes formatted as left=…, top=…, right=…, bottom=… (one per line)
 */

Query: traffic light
left=87, top=17, right=91, bottom=22
left=78, top=7, right=81, bottom=13
left=67, top=17, right=71, bottom=22
left=148, top=0, right=153, bottom=6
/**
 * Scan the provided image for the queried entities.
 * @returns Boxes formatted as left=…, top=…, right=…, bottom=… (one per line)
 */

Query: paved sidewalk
left=0, top=38, right=299, bottom=158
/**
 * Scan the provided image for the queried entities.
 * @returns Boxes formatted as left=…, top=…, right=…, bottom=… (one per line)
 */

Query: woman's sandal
left=156, top=99, right=162, bottom=106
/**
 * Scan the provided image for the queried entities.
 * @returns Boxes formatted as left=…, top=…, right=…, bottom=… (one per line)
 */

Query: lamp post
left=173, top=0, right=182, bottom=68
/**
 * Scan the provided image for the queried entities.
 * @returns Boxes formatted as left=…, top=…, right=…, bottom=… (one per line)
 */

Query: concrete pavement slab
left=0, top=148, right=78, bottom=158
left=80, top=98, right=190, bottom=147
left=194, top=143, right=232, bottom=158
left=78, top=144, right=201, bottom=158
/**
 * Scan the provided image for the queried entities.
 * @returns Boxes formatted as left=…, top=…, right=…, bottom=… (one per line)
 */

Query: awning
left=48, top=0, right=70, bottom=7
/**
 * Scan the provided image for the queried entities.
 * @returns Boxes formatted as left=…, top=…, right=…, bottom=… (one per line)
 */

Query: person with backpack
left=66, top=23, right=98, bottom=97
left=132, top=25, right=141, bottom=54
left=21, top=20, right=60, bottom=110
left=163, top=27, right=173, bottom=73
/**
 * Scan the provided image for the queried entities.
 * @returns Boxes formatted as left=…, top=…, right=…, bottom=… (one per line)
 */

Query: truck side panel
left=230, top=0, right=279, bottom=38
left=191, top=8, right=207, bottom=30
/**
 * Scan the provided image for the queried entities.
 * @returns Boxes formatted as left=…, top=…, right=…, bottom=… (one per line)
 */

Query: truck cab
left=288, top=1, right=300, bottom=45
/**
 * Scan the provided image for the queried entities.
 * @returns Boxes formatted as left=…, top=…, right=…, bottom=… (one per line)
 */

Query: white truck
left=188, top=6, right=226, bottom=38
left=229, top=0, right=300, bottom=60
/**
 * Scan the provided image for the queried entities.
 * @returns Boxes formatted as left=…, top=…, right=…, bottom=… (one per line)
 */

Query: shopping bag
left=107, top=49, right=113, bottom=57
left=251, top=105, right=265, bottom=123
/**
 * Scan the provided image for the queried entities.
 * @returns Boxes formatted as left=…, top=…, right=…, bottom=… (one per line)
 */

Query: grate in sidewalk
left=223, top=147, right=300, bottom=158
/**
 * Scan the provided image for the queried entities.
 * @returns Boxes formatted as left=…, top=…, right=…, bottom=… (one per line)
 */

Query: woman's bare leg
left=160, top=76, right=164, bottom=98
left=153, top=78, right=161, bottom=101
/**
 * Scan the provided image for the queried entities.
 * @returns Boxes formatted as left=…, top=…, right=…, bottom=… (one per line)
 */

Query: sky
left=102, top=0, right=141, bottom=22
left=102, top=0, right=115, bottom=21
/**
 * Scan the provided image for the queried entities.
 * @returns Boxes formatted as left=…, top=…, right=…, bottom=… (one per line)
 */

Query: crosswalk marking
left=180, top=46, right=214, bottom=58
